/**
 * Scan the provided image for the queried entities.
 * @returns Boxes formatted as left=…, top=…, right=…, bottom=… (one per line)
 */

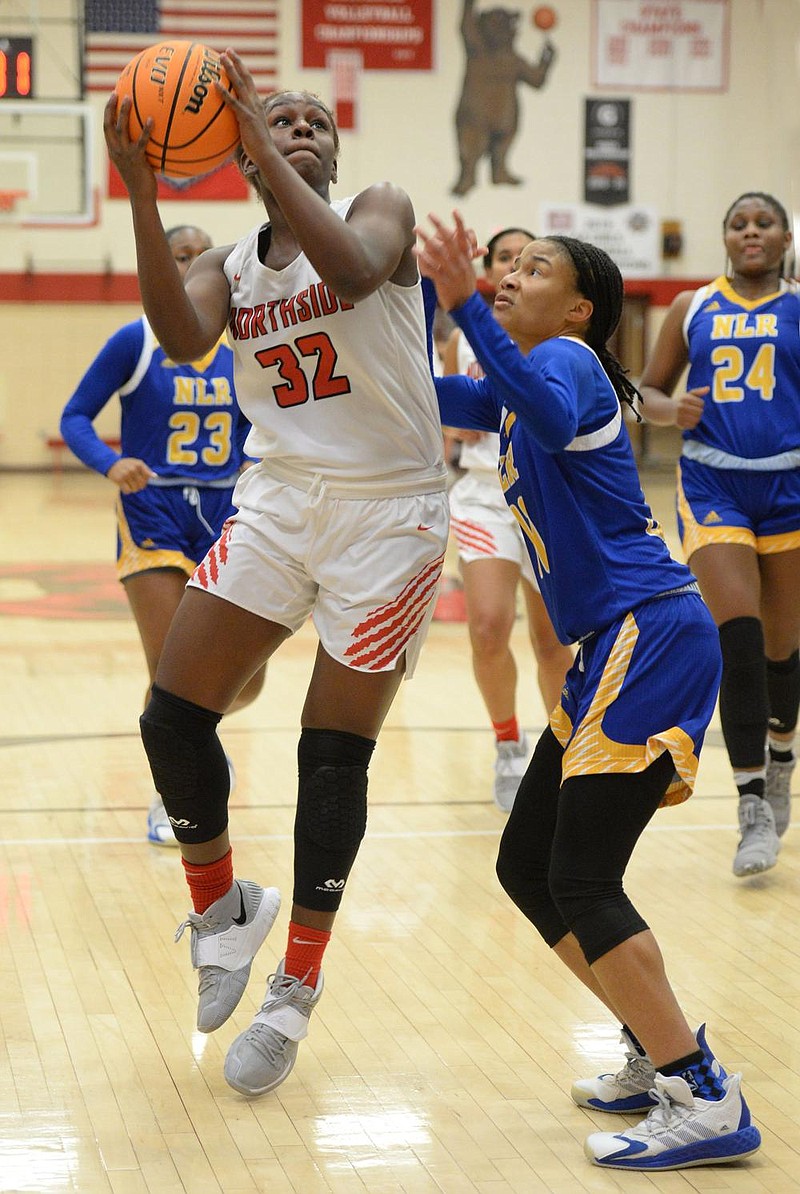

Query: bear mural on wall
left=452, top=0, right=556, bottom=197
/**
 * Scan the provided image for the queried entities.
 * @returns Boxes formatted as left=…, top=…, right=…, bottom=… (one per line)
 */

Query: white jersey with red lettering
left=454, top=330, right=501, bottom=477
left=223, top=196, right=447, bottom=497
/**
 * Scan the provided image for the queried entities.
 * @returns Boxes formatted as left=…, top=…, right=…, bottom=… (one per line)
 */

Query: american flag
left=84, top=0, right=279, bottom=94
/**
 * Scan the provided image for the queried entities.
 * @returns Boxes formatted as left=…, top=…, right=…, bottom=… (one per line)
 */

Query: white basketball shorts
left=449, top=471, right=537, bottom=588
left=188, top=464, right=449, bottom=676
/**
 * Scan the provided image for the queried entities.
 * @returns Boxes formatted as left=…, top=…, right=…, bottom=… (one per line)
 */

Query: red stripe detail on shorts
left=350, top=555, right=444, bottom=638
left=218, top=520, right=233, bottom=564
left=345, top=554, right=444, bottom=668
left=450, top=516, right=496, bottom=555
left=192, top=521, right=234, bottom=590
left=348, top=573, right=441, bottom=668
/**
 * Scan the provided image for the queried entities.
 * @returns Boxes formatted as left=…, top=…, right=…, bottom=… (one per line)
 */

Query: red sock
left=284, top=920, right=331, bottom=987
left=181, top=848, right=233, bottom=913
left=492, top=716, right=520, bottom=743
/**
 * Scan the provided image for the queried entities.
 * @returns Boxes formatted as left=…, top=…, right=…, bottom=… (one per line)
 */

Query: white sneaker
left=571, top=1028, right=655, bottom=1113
left=224, top=959, right=324, bottom=1096
left=733, top=794, right=780, bottom=877
left=585, top=1072, right=761, bottom=1170
left=765, top=754, right=795, bottom=837
left=174, top=880, right=281, bottom=1033
left=147, top=795, right=178, bottom=846
left=571, top=1023, right=721, bottom=1115
left=493, top=732, right=529, bottom=812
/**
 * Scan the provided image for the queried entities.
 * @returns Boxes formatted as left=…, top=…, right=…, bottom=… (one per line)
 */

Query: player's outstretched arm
left=103, top=94, right=229, bottom=361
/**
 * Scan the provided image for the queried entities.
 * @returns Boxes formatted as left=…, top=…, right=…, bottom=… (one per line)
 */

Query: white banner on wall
left=539, top=204, right=660, bottom=278
left=592, top=0, right=729, bottom=91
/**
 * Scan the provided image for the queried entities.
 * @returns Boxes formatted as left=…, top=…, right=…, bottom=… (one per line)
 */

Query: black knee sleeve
left=139, top=683, right=229, bottom=844
left=718, top=617, right=769, bottom=768
left=292, top=728, right=375, bottom=911
left=495, top=727, right=570, bottom=947
left=767, top=650, right=800, bottom=735
left=548, top=753, right=674, bottom=965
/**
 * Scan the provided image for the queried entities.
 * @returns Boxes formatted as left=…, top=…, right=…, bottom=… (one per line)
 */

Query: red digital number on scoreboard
left=0, top=37, right=34, bottom=99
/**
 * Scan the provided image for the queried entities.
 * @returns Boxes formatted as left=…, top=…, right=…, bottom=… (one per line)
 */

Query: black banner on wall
left=584, top=98, right=630, bottom=206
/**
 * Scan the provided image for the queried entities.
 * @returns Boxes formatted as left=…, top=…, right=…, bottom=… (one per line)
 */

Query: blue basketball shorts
left=116, top=483, right=237, bottom=580
left=677, top=457, right=800, bottom=558
left=550, top=591, right=721, bottom=806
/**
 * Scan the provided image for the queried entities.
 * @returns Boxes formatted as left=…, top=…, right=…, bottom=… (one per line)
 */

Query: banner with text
left=592, top=0, right=729, bottom=91
left=301, top=1, right=433, bottom=70
left=584, top=97, right=630, bottom=206
left=539, top=203, right=659, bottom=277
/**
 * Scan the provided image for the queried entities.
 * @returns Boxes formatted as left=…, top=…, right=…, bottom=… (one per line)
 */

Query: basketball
left=115, top=41, right=240, bottom=178
left=532, top=5, right=557, bottom=31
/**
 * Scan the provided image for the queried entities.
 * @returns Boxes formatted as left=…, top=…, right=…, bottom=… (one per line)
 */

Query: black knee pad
left=292, top=728, right=374, bottom=911
left=767, top=650, right=800, bottom=735
left=139, top=683, right=229, bottom=844
left=547, top=754, right=672, bottom=965
left=495, top=728, right=569, bottom=947
left=718, top=617, right=768, bottom=768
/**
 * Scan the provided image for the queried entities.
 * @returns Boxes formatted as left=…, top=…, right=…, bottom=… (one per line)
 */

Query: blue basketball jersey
left=61, top=316, right=252, bottom=482
left=435, top=294, right=693, bottom=645
left=683, top=277, right=800, bottom=460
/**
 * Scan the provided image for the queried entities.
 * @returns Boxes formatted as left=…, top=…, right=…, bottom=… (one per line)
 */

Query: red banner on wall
left=301, top=1, right=433, bottom=70
left=107, top=160, right=250, bottom=201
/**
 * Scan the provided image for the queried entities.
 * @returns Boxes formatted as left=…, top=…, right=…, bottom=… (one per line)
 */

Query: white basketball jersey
left=224, top=196, right=447, bottom=495
left=453, top=330, right=501, bottom=475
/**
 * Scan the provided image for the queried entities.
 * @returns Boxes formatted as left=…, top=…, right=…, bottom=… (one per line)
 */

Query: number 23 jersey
left=224, top=196, right=447, bottom=495
left=683, top=276, right=800, bottom=461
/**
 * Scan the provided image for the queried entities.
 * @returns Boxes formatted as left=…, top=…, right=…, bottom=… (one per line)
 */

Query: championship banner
left=592, top=0, right=729, bottom=91
left=301, top=1, right=433, bottom=71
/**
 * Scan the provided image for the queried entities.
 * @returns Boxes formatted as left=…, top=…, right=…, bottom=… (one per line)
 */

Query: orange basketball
left=532, top=6, right=557, bottom=31
left=115, top=41, right=240, bottom=179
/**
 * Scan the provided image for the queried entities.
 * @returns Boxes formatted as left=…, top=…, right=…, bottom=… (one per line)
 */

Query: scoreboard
left=0, top=37, right=33, bottom=99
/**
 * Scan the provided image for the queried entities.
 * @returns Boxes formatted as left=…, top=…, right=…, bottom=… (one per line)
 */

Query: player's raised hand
left=414, top=211, right=486, bottom=311
left=216, top=49, right=273, bottom=167
left=103, top=93, right=157, bottom=201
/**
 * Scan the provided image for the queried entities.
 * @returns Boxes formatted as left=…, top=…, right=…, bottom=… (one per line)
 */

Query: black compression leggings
left=496, top=727, right=676, bottom=966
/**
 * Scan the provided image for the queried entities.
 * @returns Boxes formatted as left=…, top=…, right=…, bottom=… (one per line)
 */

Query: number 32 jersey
left=224, top=196, right=447, bottom=495
left=683, top=276, right=800, bottom=461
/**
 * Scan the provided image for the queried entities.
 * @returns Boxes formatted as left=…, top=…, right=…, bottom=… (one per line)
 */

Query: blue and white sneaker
left=147, top=795, right=178, bottom=846
left=571, top=1023, right=724, bottom=1114
left=584, top=1071, right=761, bottom=1170
left=571, top=1027, right=655, bottom=1113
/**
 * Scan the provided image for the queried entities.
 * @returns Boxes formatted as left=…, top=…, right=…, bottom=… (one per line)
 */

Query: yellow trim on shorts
left=756, top=527, right=800, bottom=553
left=554, top=612, right=698, bottom=807
left=678, top=470, right=800, bottom=559
left=115, top=498, right=196, bottom=581
left=676, top=468, right=755, bottom=557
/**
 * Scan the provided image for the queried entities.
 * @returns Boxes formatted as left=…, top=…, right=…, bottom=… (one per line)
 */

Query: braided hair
left=544, top=235, right=642, bottom=417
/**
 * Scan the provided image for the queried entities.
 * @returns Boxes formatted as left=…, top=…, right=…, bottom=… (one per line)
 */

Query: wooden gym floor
left=1, top=469, right=798, bottom=1193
